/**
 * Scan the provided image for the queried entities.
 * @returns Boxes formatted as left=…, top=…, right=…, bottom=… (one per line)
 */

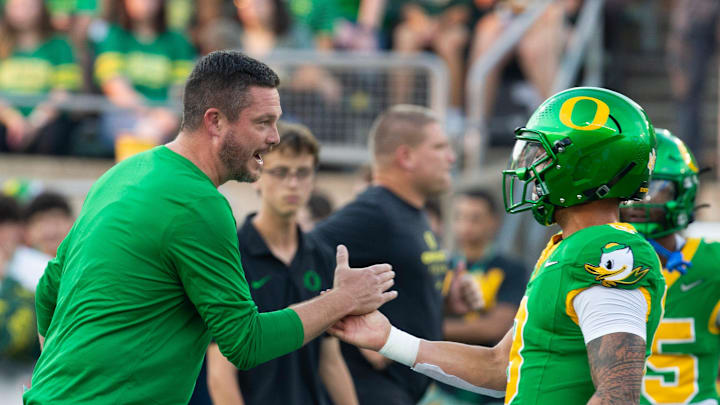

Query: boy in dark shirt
left=206, top=123, right=358, bottom=405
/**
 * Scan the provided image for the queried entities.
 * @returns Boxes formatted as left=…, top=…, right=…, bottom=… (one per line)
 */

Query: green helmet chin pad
left=503, top=87, right=656, bottom=226
left=620, top=128, right=699, bottom=238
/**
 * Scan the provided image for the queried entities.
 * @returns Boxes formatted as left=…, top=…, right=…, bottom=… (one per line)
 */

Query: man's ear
left=203, top=108, right=224, bottom=139
left=394, top=144, right=415, bottom=170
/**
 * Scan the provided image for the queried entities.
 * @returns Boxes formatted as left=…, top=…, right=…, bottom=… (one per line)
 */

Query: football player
left=620, top=128, right=720, bottom=405
left=328, top=87, right=667, bottom=404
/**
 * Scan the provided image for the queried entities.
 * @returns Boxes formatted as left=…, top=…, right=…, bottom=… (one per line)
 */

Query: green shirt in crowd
left=287, top=0, right=337, bottom=35
left=0, top=35, right=80, bottom=115
left=94, top=24, right=195, bottom=102
left=24, top=146, right=304, bottom=405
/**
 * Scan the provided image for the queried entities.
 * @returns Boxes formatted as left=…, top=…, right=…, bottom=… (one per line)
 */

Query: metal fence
left=265, top=51, right=449, bottom=165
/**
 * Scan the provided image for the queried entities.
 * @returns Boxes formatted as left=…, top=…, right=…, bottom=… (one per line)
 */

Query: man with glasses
left=206, top=122, right=358, bottom=405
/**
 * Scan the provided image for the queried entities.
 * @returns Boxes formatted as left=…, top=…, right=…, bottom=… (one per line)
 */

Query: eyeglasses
left=263, top=166, right=315, bottom=182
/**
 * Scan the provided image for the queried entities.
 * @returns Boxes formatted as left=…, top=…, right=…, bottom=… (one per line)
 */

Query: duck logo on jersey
left=584, top=243, right=650, bottom=287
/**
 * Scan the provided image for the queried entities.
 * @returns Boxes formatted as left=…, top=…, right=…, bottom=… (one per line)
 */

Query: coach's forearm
left=222, top=308, right=303, bottom=370
left=290, top=289, right=355, bottom=345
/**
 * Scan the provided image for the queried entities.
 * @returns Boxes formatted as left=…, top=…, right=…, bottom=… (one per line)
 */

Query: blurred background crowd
left=0, top=0, right=715, bottom=166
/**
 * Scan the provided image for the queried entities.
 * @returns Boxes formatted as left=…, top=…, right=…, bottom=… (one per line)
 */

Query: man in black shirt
left=313, top=105, right=481, bottom=405
left=206, top=123, right=358, bottom=405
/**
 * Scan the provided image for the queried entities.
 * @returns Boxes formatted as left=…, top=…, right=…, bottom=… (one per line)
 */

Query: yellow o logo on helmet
left=559, top=96, right=611, bottom=131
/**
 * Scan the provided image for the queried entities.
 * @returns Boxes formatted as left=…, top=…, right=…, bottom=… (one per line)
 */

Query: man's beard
left=219, top=130, right=258, bottom=183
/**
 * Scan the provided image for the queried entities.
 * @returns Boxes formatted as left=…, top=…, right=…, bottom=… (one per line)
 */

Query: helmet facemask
left=620, top=175, right=697, bottom=239
left=503, top=129, right=558, bottom=226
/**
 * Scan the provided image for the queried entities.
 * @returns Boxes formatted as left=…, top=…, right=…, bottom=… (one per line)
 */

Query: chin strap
left=647, top=239, right=692, bottom=274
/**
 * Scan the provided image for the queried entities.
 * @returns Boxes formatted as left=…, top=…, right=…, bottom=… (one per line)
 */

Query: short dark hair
left=24, top=192, right=72, bottom=222
left=0, top=195, right=21, bottom=225
left=368, top=105, right=438, bottom=159
left=181, top=51, right=280, bottom=131
left=273, top=122, right=321, bottom=166
left=459, top=187, right=498, bottom=215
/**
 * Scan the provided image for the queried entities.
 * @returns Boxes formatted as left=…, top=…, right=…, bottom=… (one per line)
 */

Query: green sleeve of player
left=168, top=197, right=304, bottom=370
left=35, top=244, right=66, bottom=336
left=568, top=225, right=663, bottom=292
left=168, top=31, right=196, bottom=85
left=50, top=36, right=81, bottom=91
left=94, top=25, right=126, bottom=84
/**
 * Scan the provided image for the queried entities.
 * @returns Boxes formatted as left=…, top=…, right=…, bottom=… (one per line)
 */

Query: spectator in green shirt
left=94, top=0, right=196, bottom=156
left=0, top=0, right=81, bottom=154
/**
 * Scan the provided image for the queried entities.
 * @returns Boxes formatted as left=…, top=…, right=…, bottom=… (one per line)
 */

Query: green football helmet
left=620, top=128, right=699, bottom=239
left=503, top=87, right=657, bottom=226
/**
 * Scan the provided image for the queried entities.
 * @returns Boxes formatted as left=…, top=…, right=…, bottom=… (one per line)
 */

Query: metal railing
left=264, top=50, right=448, bottom=165
left=2, top=50, right=449, bottom=166
left=462, top=0, right=555, bottom=174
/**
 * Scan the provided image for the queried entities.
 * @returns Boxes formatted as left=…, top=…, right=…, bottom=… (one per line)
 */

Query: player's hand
left=446, top=261, right=484, bottom=314
left=332, top=245, right=398, bottom=315
left=328, top=310, right=391, bottom=352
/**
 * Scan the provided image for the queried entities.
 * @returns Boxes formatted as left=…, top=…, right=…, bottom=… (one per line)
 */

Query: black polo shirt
left=236, top=214, right=335, bottom=405
left=312, top=186, right=450, bottom=404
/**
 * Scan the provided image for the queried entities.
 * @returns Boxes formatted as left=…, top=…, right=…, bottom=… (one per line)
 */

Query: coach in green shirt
left=23, top=50, right=397, bottom=405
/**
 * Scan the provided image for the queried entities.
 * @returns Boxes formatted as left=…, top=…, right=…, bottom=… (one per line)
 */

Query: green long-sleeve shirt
left=24, top=146, right=304, bottom=405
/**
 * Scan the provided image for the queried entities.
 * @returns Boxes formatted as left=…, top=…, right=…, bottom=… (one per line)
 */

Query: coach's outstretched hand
left=329, top=310, right=392, bottom=352
left=333, top=245, right=398, bottom=315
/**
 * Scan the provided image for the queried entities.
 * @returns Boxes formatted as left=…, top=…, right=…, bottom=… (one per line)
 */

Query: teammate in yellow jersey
left=621, top=129, right=720, bottom=405
left=327, top=87, right=667, bottom=405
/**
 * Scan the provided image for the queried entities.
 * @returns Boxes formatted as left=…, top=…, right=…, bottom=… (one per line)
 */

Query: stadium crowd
left=0, top=0, right=586, bottom=159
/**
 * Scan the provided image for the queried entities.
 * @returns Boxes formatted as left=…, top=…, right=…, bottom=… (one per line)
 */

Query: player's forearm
left=290, top=289, right=355, bottom=345
left=415, top=337, right=508, bottom=391
left=586, top=332, right=646, bottom=405
left=319, top=338, right=359, bottom=405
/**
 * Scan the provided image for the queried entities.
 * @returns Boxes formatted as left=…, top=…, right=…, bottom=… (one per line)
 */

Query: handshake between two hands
left=323, top=246, right=485, bottom=367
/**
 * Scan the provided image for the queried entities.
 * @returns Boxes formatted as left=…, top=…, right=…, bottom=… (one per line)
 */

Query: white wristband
left=378, top=326, right=420, bottom=367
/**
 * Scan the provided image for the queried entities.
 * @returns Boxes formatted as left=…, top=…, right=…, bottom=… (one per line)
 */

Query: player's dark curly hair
left=180, top=51, right=280, bottom=131
left=24, top=192, right=72, bottom=222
